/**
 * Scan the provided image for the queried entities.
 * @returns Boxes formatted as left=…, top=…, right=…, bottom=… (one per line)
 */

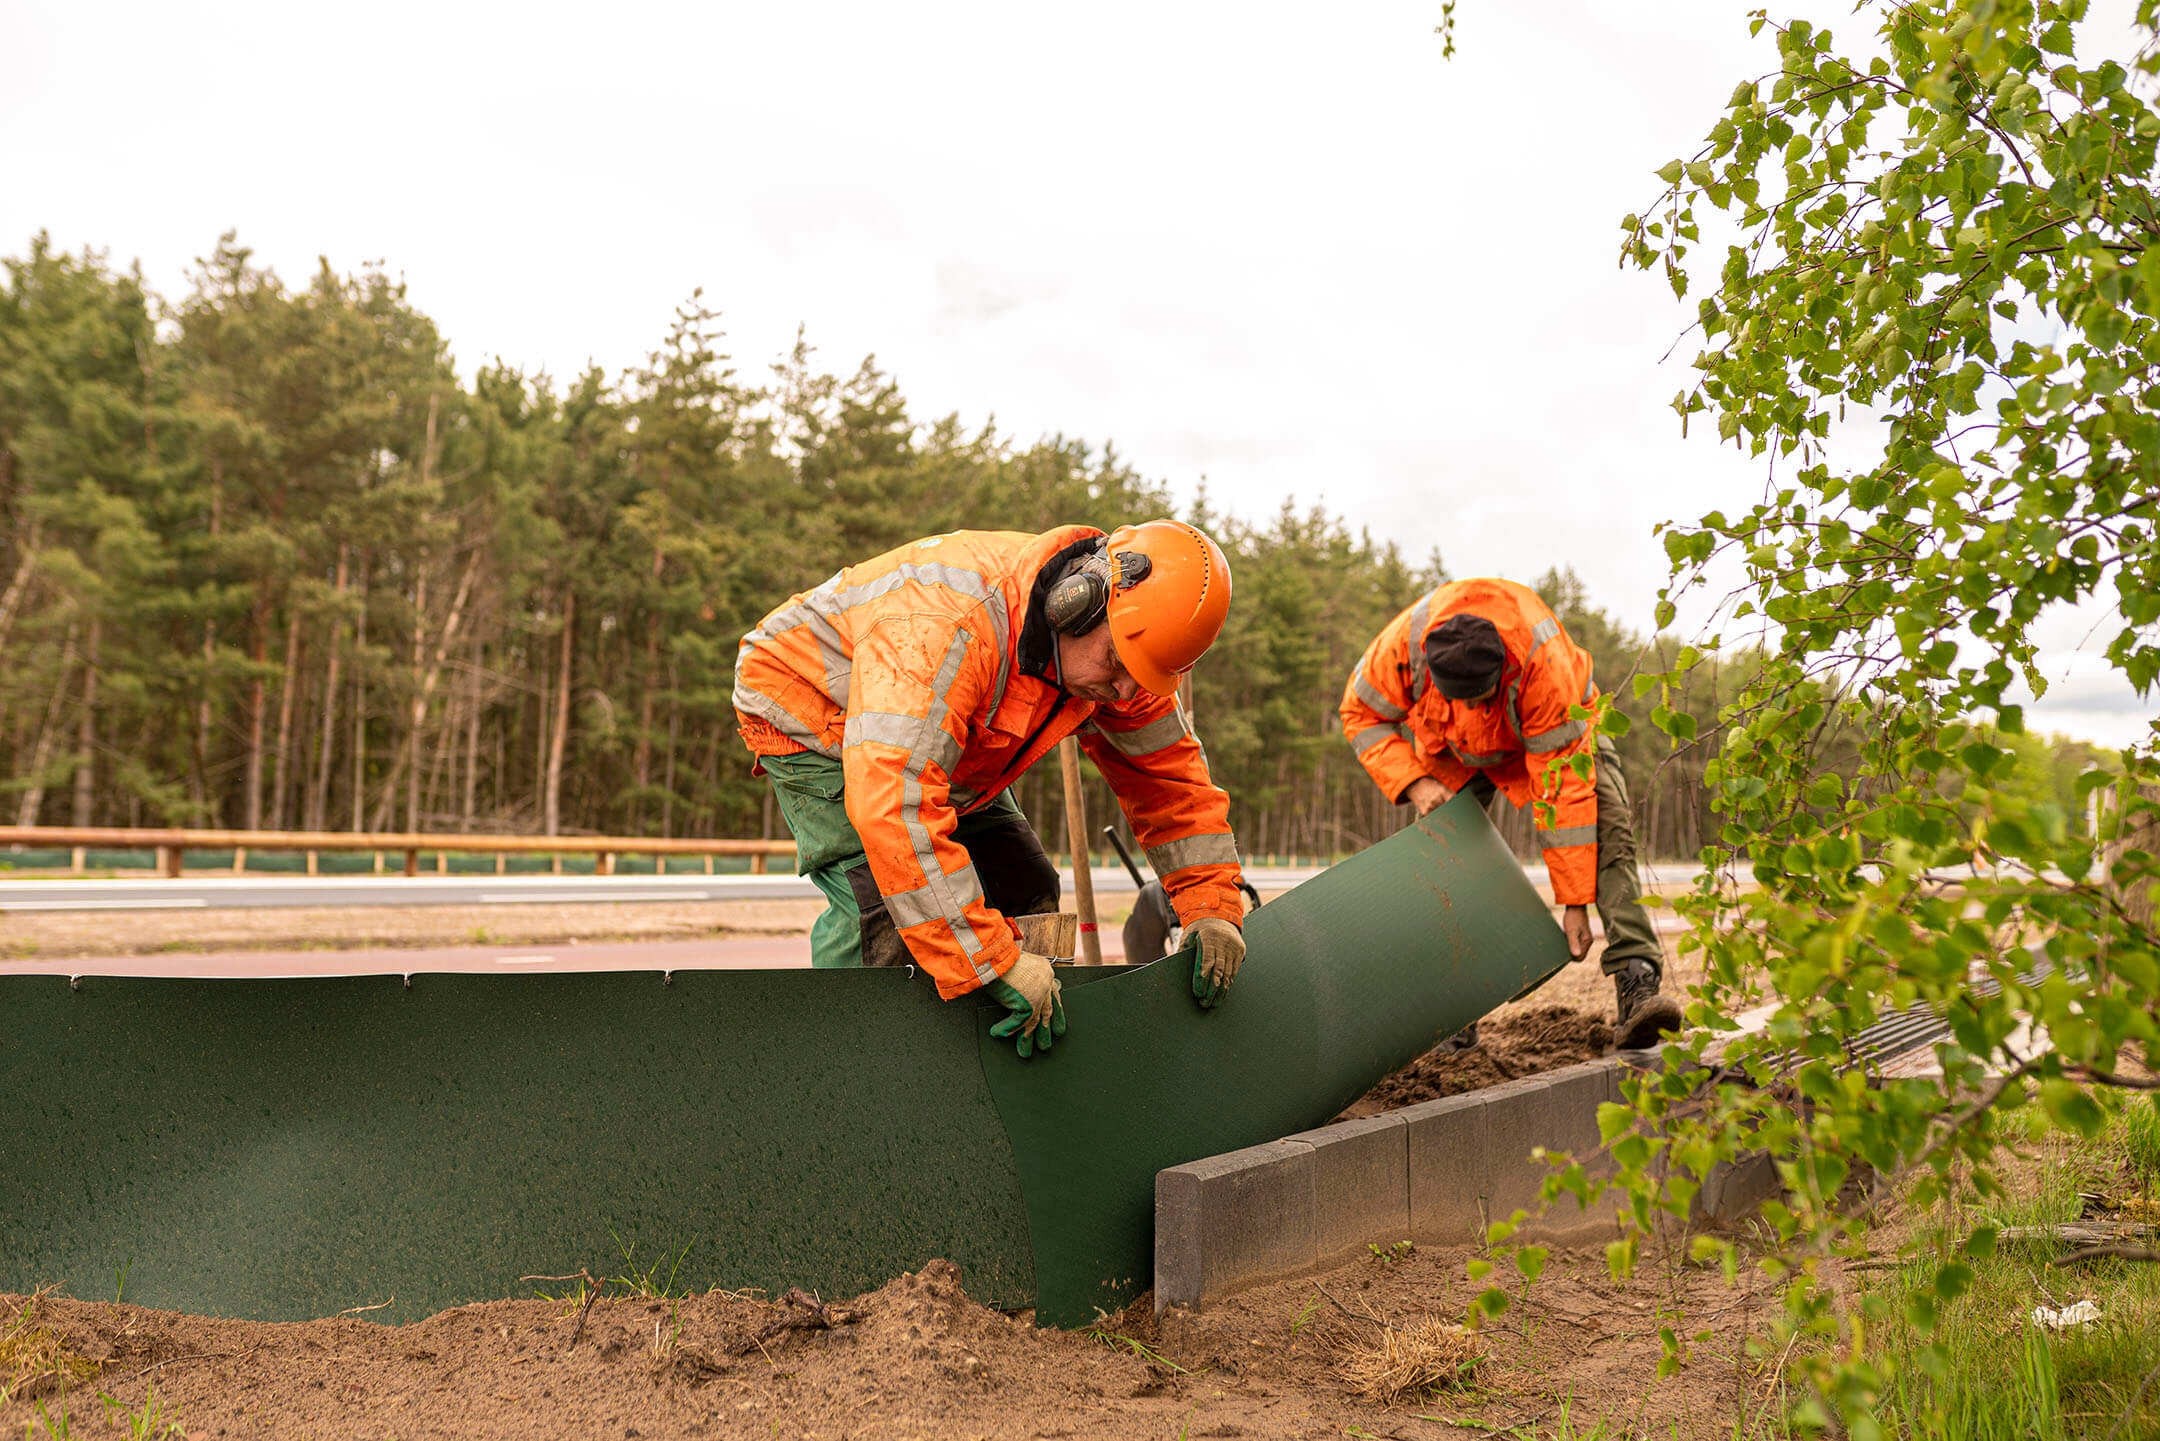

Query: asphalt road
left=0, top=861, right=1705, bottom=913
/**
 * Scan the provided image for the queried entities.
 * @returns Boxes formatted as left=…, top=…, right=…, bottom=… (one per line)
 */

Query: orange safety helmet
left=1102, top=520, right=1232, bottom=697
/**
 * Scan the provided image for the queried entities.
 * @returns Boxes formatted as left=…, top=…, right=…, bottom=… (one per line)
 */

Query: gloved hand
left=987, top=951, right=1066, bottom=1058
left=1187, top=916, right=1246, bottom=1009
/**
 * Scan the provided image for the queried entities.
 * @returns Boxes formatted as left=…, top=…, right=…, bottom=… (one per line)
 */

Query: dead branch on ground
left=520, top=1268, right=604, bottom=1345
left=725, top=1287, right=863, bottom=1356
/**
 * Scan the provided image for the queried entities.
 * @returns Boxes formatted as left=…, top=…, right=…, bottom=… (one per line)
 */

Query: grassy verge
left=1867, top=1096, right=2160, bottom=1439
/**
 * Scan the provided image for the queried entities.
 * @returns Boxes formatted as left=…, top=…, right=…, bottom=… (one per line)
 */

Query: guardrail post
left=403, top=848, right=418, bottom=877
left=305, top=850, right=318, bottom=875
left=751, top=853, right=766, bottom=875
left=550, top=853, right=562, bottom=875
left=161, top=845, right=182, bottom=878
left=436, top=850, right=447, bottom=875
left=705, top=855, right=715, bottom=876
left=71, top=846, right=85, bottom=874
left=596, top=851, right=614, bottom=877
left=233, top=846, right=247, bottom=874
left=495, top=853, right=506, bottom=875
left=373, top=851, right=384, bottom=874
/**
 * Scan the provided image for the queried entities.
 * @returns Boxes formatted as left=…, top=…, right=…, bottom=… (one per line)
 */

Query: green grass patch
left=1869, top=1102, right=2160, bottom=1440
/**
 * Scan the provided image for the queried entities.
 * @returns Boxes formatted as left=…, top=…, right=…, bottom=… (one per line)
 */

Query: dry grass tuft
left=1337, top=1317, right=1483, bottom=1404
left=0, top=1292, right=101, bottom=1403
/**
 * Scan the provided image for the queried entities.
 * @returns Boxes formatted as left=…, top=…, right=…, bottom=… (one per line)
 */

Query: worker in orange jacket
left=735, top=521, right=1250, bottom=1056
left=1340, top=578, right=1682, bottom=1050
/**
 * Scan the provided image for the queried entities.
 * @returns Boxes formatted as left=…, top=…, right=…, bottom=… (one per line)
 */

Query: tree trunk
left=371, top=548, right=481, bottom=830
left=309, top=545, right=348, bottom=833
left=660, top=661, right=679, bottom=837
left=17, top=623, right=77, bottom=827
left=269, top=606, right=303, bottom=830
left=463, top=632, right=482, bottom=828
left=243, top=578, right=270, bottom=831
left=544, top=589, right=575, bottom=837
left=0, top=531, right=37, bottom=656
left=71, top=617, right=100, bottom=827
left=351, top=557, right=370, bottom=832
left=194, top=473, right=222, bottom=814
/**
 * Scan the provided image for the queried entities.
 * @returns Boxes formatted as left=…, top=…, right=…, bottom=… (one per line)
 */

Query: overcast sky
left=5, top=0, right=2152, bottom=747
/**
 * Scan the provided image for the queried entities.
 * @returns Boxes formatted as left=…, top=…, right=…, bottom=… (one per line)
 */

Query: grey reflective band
left=730, top=680, right=839, bottom=758
left=1451, top=742, right=1513, bottom=768
left=1406, top=597, right=1433, bottom=701
left=1523, top=716, right=1590, bottom=754
left=747, top=560, right=1007, bottom=714
left=1146, top=832, right=1242, bottom=875
left=847, top=710, right=961, bottom=776
left=1536, top=824, right=1598, bottom=850
left=1525, top=615, right=1560, bottom=664
left=1352, top=672, right=1408, bottom=722
left=825, top=560, right=994, bottom=614
left=1093, top=710, right=1189, bottom=757
left=899, top=629, right=998, bottom=982
left=742, top=572, right=853, bottom=707
left=1352, top=723, right=1408, bottom=755
left=885, top=861, right=987, bottom=930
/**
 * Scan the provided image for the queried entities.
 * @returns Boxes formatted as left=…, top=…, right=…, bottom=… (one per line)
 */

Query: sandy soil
left=1, top=1235, right=1776, bottom=1441
left=0, top=880, right=1723, bottom=1437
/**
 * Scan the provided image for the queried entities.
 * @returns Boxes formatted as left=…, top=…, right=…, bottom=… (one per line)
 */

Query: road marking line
left=0, top=898, right=210, bottom=910
left=495, top=955, right=557, bottom=965
left=477, top=891, right=701, bottom=904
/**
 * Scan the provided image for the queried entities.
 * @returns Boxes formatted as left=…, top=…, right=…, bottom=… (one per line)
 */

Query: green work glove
left=1187, top=916, right=1246, bottom=1009
left=987, top=951, right=1066, bottom=1058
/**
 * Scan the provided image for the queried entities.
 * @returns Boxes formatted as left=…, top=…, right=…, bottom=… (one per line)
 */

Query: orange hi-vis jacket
left=1340, top=578, right=1602, bottom=906
left=734, top=526, right=1246, bottom=998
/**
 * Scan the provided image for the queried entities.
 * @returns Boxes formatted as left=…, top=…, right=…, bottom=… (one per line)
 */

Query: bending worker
left=734, top=521, right=1251, bottom=1057
left=1339, top=577, right=1683, bottom=1051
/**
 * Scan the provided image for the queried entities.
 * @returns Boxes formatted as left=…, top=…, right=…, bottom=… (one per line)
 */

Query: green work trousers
left=761, top=750, right=1060, bottom=971
left=1468, top=734, right=1663, bottom=980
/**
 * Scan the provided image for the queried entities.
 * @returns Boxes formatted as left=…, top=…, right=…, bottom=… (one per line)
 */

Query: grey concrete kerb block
left=1155, top=1140, right=1315, bottom=1310
left=1285, top=1112, right=1410, bottom=1268
left=1158, top=1057, right=1627, bottom=1312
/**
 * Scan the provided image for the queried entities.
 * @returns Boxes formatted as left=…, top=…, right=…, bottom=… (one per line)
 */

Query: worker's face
left=1057, top=625, right=1143, bottom=704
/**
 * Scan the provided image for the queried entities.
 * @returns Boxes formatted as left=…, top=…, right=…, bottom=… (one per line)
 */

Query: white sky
left=5, top=0, right=2152, bottom=747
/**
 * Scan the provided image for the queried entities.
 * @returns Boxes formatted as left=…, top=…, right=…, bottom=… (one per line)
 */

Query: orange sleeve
left=1340, top=608, right=1471, bottom=801
left=1080, top=696, right=1244, bottom=928
left=1515, top=645, right=1600, bottom=906
left=841, top=615, right=1020, bottom=998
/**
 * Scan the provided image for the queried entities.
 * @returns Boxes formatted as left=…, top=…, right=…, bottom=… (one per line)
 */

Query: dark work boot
left=1612, top=959, right=1683, bottom=1050
left=1439, top=1021, right=1480, bottom=1053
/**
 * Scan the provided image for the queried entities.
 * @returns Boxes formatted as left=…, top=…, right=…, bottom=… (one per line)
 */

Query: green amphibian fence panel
left=980, top=794, right=1571, bottom=1326
left=0, top=795, right=1565, bottom=1325
left=0, top=970, right=1037, bottom=1322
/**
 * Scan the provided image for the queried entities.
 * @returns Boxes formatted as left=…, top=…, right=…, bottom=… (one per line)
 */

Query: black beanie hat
left=1424, top=615, right=1507, bottom=700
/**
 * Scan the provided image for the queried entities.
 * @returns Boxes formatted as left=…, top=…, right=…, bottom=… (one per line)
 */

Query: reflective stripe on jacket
left=1339, top=578, right=1602, bottom=905
left=735, top=527, right=1245, bottom=997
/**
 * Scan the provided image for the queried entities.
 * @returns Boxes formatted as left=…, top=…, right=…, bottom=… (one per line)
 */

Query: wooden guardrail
left=0, top=825, right=796, bottom=878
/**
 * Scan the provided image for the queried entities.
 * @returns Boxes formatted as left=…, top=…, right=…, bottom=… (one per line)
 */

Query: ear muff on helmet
left=1045, top=546, right=1154, bottom=635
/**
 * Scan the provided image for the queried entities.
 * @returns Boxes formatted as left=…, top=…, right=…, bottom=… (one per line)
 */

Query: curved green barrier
left=0, top=795, right=1563, bottom=1324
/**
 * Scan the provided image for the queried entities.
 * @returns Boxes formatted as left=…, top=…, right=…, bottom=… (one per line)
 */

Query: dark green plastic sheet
left=0, top=794, right=1564, bottom=1325
left=979, top=794, right=1570, bottom=1325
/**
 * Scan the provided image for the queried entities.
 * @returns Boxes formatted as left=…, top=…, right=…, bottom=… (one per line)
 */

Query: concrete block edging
left=1156, top=1057, right=1625, bottom=1311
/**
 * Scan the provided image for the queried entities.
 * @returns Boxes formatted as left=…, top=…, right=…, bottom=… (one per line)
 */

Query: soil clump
left=3, top=1239, right=1773, bottom=1440
left=1337, top=1004, right=1615, bottom=1121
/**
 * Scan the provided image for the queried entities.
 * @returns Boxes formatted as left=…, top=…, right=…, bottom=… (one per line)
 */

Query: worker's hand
left=1562, top=905, right=1592, bottom=961
left=1405, top=777, right=1454, bottom=817
left=987, top=951, right=1066, bottom=1058
left=1187, top=916, right=1246, bottom=1009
